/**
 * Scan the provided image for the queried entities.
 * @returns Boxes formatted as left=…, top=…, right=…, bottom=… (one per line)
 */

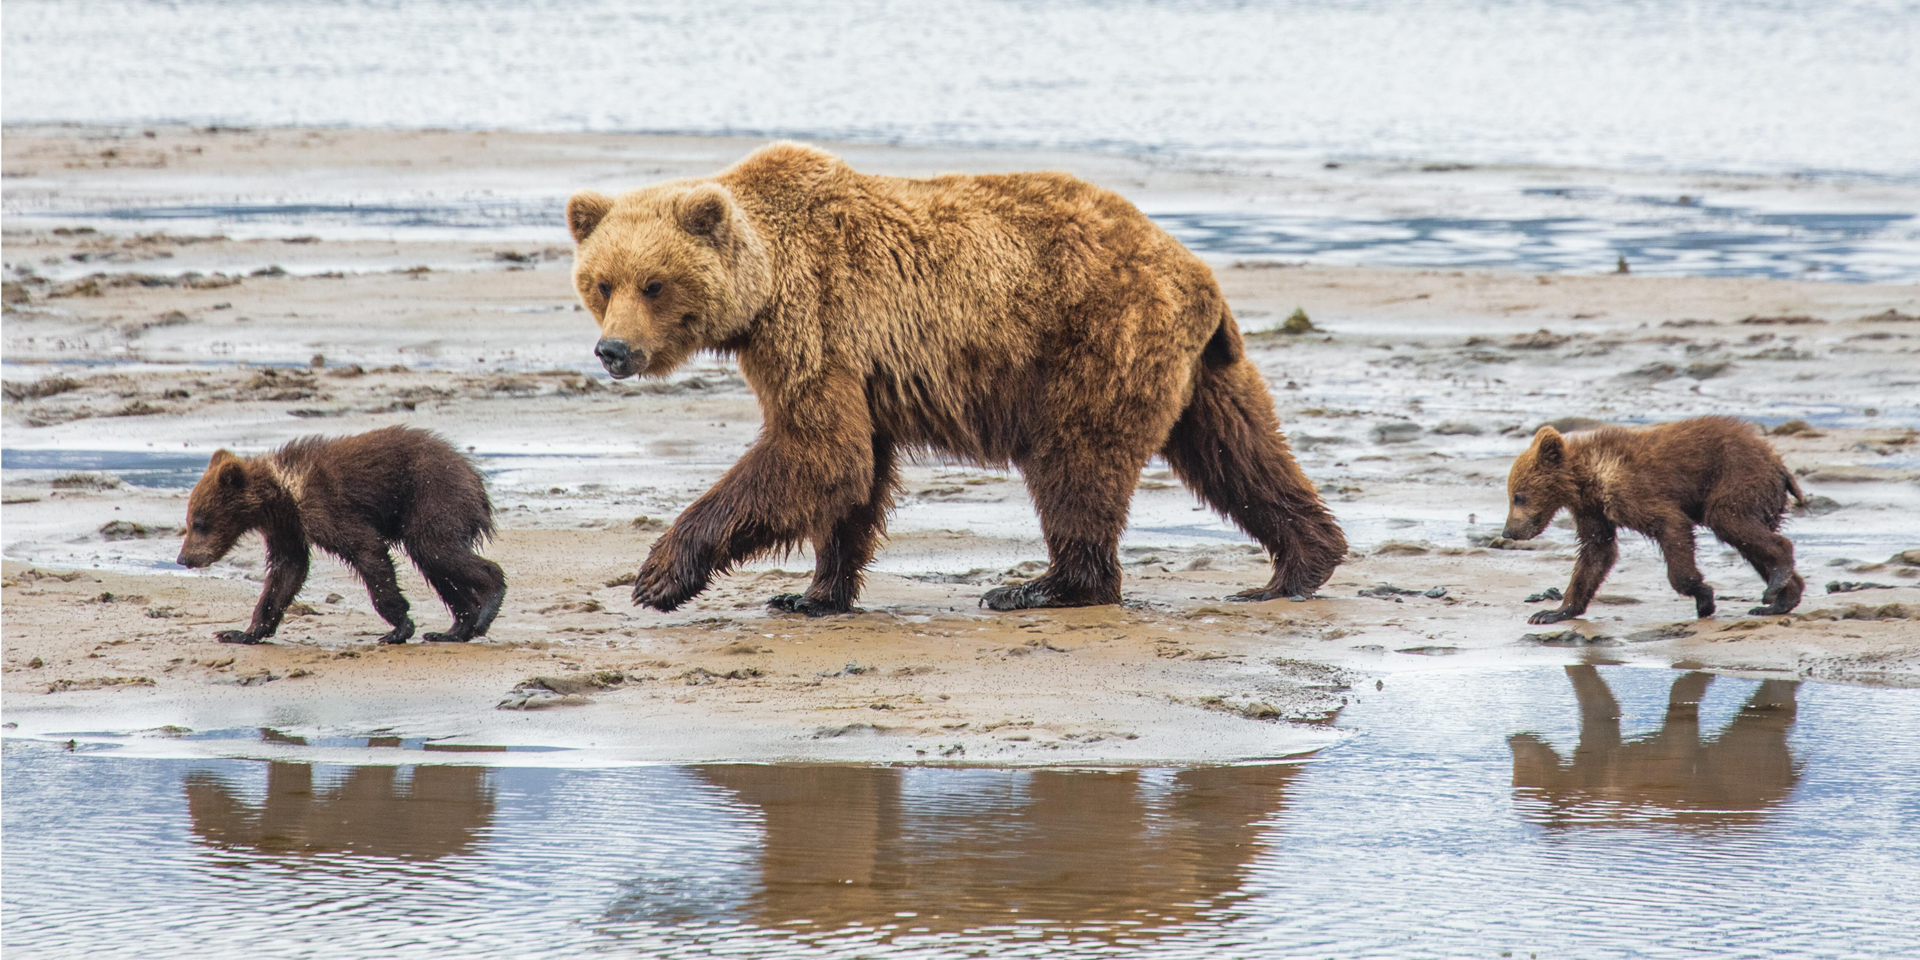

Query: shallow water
left=7, top=0, right=1918, bottom=180
left=7, top=664, right=1919, bottom=958
left=30, top=195, right=1920, bottom=283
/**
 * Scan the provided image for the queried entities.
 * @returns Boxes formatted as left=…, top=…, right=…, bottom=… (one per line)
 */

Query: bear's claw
left=215, top=630, right=267, bottom=645
left=1528, top=609, right=1576, bottom=625
left=980, top=576, right=1116, bottom=611
left=378, top=620, right=416, bottom=645
left=768, top=593, right=856, bottom=617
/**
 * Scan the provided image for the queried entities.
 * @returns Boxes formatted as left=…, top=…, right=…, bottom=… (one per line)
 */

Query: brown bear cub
left=176, top=426, right=506, bottom=645
left=567, top=142, right=1346, bottom=615
left=1504, top=416, right=1807, bottom=624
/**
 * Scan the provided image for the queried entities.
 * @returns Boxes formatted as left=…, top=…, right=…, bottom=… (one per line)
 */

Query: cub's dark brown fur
left=1504, top=416, right=1806, bottom=624
left=177, top=426, right=505, bottom=645
left=568, top=142, right=1345, bottom=615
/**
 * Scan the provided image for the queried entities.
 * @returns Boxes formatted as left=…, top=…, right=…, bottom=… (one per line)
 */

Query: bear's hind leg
left=1711, top=514, right=1803, bottom=615
left=770, top=437, right=896, bottom=617
left=409, top=543, right=505, bottom=642
left=981, top=444, right=1136, bottom=611
left=1649, top=515, right=1716, bottom=619
left=1161, top=358, right=1347, bottom=601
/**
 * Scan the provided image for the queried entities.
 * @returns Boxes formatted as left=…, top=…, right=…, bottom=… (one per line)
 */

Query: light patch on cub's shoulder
left=260, top=456, right=309, bottom=507
left=1589, top=451, right=1629, bottom=515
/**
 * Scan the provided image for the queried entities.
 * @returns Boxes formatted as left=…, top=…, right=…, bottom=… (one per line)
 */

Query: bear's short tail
left=1202, top=308, right=1244, bottom=368
left=1782, top=468, right=1809, bottom=509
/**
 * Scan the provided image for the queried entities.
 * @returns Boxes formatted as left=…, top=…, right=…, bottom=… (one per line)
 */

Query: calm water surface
left=6, top=664, right=1918, bottom=958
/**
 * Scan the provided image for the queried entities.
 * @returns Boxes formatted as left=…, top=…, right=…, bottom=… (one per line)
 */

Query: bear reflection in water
left=1509, top=666, right=1801, bottom=828
left=184, top=735, right=495, bottom=861
left=651, top=763, right=1303, bottom=935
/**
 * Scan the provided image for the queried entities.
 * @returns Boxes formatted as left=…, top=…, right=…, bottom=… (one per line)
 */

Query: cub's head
left=1503, top=426, right=1576, bottom=540
left=177, top=450, right=257, bottom=568
left=566, top=182, right=772, bottom=379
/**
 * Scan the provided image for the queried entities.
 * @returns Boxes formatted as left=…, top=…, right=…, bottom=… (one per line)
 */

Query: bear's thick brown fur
left=1503, top=416, right=1807, bottom=624
left=177, top=426, right=506, bottom=644
left=567, top=142, right=1345, bottom=613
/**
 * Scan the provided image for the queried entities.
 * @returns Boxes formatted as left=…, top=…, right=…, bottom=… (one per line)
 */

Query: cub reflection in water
left=690, top=763, right=1302, bottom=935
left=185, top=736, right=495, bottom=861
left=1509, top=666, right=1801, bottom=827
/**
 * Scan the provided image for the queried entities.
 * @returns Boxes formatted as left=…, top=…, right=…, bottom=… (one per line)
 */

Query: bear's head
left=1503, top=426, right=1576, bottom=541
left=177, top=450, right=259, bottom=568
left=566, top=181, right=773, bottom=379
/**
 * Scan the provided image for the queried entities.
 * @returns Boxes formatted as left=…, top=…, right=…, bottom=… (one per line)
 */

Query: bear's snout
left=595, top=338, right=641, bottom=378
left=175, top=549, right=202, bottom=568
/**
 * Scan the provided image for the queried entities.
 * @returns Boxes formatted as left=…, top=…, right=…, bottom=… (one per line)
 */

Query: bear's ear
left=567, top=191, right=614, bottom=244
left=677, top=184, right=733, bottom=246
left=218, top=458, right=247, bottom=491
left=1533, top=426, right=1565, bottom=466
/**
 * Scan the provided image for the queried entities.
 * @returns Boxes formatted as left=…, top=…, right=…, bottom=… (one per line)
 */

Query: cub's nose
left=594, top=338, right=632, bottom=376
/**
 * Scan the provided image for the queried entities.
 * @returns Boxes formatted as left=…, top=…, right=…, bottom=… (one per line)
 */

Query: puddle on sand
left=5, top=665, right=1918, bottom=958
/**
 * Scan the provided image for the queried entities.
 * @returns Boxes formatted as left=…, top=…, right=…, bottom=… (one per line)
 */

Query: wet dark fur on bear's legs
left=176, top=426, right=506, bottom=644
left=569, top=143, right=1346, bottom=615
left=1503, top=416, right=1807, bottom=625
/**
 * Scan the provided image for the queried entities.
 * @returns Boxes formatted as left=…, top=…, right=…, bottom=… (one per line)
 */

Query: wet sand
left=4, top=127, right=1918, bottom=764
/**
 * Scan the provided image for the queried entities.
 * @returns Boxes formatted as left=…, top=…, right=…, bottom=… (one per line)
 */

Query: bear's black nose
left=595, top=338, right=631, bottom=374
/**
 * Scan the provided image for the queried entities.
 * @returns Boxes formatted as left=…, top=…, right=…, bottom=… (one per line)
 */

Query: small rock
left=1372, top=421, right=1421, bottom=444
left=1520, top=630, right=1612, bottom=646
left=1797, top=495, right=1842, bottom=516
left=1827, top=581, right=1897, bottom=594
left=1431, top=420, right=1483, bottom=435
left=1374, top=540, right=1433, bottom=556
left=1626, top=624, right=1697, bottom=642
left=1491, top=537, right=1560, bottom=551
left=1771, top=419, right=1824, bottom=437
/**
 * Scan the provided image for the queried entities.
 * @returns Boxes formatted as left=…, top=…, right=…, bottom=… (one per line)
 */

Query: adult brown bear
left=568, top=143, right=1344, bottom=614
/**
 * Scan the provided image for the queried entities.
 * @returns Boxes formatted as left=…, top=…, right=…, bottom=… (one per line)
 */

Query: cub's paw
left=1528, top=608, right=1576, bottom=625
left=1694, top=597, right=1717, bottom=619
left=378, top=620, right=416, bottom=645
left=215, top=630, right=266, bottom=645
left=422, top=630, right=473, bottom=643
left=768, top=594, right=855, bottom=617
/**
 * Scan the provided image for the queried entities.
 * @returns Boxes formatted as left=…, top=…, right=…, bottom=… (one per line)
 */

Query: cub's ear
left=1533, top=425, right=1565, bottom=466
left=567, top=191, right=614, bottom=244
left=677, top=184, right=734, bottom=246
left=218, top=460, right=247, bottom=490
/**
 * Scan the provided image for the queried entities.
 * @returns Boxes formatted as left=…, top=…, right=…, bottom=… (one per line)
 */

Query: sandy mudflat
left=4, top=127, right=1919, bottom=765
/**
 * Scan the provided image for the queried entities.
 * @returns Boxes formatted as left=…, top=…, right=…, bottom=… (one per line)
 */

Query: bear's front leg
left=1529, top=520, right=1616, bottom=625
left=635, top=407, right=876, bottom=612
left=220, top=540, right=311, bottom=644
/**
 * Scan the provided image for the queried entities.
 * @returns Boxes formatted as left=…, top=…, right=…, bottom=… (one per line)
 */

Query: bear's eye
left=643, top=280, right=664, bottom=298
left=596, top=281, right=612, bottom=299
left=1513, top=494, right=1528, bottom=507
left=192, top=519, right=210, bottom=534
